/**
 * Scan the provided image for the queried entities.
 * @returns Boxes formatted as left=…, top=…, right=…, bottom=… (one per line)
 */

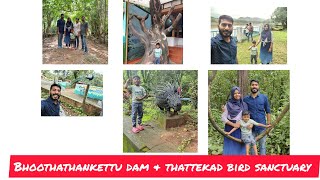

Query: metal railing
left=211, top=26, right=262, bottom=42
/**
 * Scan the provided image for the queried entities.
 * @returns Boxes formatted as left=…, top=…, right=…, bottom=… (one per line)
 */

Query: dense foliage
left=208, top=70, right=290, bottom=155
left=43, top=0, right=108, bottom=44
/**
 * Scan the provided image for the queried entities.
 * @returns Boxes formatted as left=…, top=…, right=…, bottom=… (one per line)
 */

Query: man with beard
left=211, top=15, right=237, bottom=64
left=57, top=14, right=65, bottom=48
left=41, top=84, right=62, bottom=116
left=243, top=80, right=271, bottom=155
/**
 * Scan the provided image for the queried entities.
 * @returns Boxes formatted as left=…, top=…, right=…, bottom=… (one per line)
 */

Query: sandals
left=137, top=125, right=144, bottom=131
left=132, top=125, right=144, bottom=134
left=132, top=127, right=140, bottom=134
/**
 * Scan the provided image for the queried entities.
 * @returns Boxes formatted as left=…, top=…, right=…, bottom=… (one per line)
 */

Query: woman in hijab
left=64, top=17, right=73, bottom=48
left=257, top=24, right=273, bottom=64
left=221, top=86, right=248, bottom=155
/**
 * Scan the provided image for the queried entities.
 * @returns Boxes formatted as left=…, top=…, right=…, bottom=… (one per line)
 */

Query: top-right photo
left=211, top=7, right=287, bottom=64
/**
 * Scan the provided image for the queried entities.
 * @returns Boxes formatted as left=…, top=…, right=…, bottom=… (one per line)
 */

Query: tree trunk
left=282, top=20, right=287, bottom=29
left=128, top=0, right=182, bottom=64
left=126, top=70, right=132, bottom=80
left=208, top=70, right=217, bottom=85
left=46, top=16, right=53, bottom=34
left=104, top=0, right=107, bottom=44
left=82, top=84, right=90, bottom=110
left=72, top=70, right=80, bottom=88
left=43, top=22, right=46, bottom=37
left=237, top=70, right=249, bottom=97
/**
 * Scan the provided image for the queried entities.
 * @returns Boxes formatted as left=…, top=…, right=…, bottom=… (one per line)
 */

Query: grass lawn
left=237, top=30, right=287, bottom=64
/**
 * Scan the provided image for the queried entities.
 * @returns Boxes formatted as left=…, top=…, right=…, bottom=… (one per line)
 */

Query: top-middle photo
left=123, top=0, right=183, bottom=64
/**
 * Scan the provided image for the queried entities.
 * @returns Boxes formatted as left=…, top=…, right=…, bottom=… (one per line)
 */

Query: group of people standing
left=222, top=80, right=271, bottom=155
left=57, top=14, right=89, bottom=54
left=244, top=23, right=254, bottom=42
left=211, top=15, right=274, bottom=64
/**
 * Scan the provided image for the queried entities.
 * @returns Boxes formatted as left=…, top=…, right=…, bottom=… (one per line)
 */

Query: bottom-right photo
left=208, top=70, right=290, bottom=155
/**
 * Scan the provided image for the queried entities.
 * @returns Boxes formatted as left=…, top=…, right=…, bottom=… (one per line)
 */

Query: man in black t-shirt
left=57, top=14, right=65, bottom=48
left=81, top=16, right=89, bottom=54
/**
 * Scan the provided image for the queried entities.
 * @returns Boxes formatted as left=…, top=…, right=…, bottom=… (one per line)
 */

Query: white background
left=0, top=0, right=319, bottom=179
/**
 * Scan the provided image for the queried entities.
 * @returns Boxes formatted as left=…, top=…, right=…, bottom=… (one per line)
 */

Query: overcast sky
left=211, top=6, right=278, bottom=19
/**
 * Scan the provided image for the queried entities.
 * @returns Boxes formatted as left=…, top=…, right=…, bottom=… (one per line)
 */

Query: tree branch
left=162, top=5, right=175, bottom=27
left=256, top=104, right=290, bottom=141
left=132, top=14, right=152, bottom=38
left=164, top=13, right=182, bottom=35
left=128, top=16, right=147, bottom=44
left=154, top=0, right=161, bottom=14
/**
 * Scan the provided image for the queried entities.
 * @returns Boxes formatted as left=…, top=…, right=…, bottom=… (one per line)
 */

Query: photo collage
left=41, top=0, right=289, bottom=155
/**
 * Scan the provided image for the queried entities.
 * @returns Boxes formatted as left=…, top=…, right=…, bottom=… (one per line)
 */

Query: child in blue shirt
left=154, top=43, right=162, bottom=64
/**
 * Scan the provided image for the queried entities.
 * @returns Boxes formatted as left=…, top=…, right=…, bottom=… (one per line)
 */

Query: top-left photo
left=42, top=0, right=108, bottom=64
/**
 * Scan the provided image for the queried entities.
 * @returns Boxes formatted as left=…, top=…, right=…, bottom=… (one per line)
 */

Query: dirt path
left=43, top=36, right=108, bottom=64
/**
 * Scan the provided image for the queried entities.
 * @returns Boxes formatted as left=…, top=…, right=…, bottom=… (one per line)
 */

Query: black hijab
left=226, top=86, right=248, bottom=119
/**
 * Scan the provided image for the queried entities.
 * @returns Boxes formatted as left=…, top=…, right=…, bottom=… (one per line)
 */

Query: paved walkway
left=123, top=115, right=178, bottom=153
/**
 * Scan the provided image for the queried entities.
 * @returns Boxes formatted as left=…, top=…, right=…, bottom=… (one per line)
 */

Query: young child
left=248, top=40, right=258, bottom=64
left=124, top=76, right=147, bottom=133
left=70, top=32, right=76, bottom=47
left=225, top=110, right=271, bottom=155
left=154, top=43, right=162, bottom=64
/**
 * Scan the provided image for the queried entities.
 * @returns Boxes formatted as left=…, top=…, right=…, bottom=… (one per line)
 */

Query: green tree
left=272, top=7, right=287, bottom=29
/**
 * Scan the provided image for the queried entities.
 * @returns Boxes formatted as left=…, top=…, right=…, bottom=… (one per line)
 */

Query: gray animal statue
left=155, top=83, right=182, bottom=116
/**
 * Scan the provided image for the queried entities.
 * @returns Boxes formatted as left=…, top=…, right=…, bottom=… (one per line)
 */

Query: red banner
left=9, top=155, right=320, bottom=178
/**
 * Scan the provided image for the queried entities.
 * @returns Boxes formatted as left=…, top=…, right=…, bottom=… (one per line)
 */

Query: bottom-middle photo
left=123, top=70, right=198, bottom=153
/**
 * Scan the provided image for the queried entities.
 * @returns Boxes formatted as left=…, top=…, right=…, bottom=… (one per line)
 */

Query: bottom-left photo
left=41, top=70, right=103, bottom=116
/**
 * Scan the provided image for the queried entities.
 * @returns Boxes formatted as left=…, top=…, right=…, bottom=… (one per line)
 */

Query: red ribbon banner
left=9, top=155, right=320, bottom=178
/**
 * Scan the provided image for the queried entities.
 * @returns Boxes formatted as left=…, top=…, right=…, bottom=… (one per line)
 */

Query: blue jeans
left=251, top=130, right=267, bottom=155
left=74, top=36, right=80, bottom=49
left=81, top=35, right=88, bottom=52
left=155, top=57, right=160, bottom=64
left=247, top=32, right=253, bottom=42
left=58, top=33, right=63, bottom=48
left=131, top=102, right=143, bottom=127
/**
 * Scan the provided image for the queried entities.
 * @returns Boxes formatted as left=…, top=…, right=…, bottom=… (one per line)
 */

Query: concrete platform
left=123, top=115, right=178, bottom=153
left=159, top=114, right=187, bottom=130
